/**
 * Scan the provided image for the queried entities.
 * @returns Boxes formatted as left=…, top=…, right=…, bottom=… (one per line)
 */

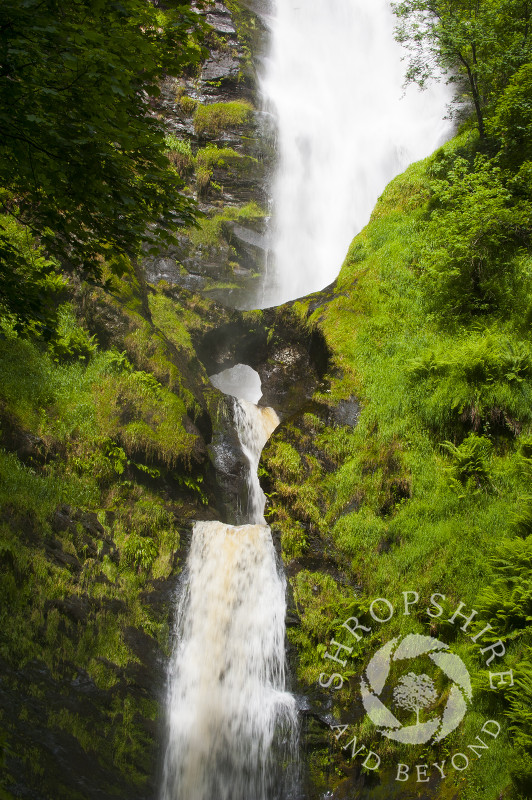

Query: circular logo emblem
left=360, top=633, right=472, bottom=745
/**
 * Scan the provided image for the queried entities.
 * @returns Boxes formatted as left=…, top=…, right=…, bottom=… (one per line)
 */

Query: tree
left=392, top=0, right=532, bottom=140
left=420, top=152, right=527, bottom=317
left=0, top=0, right=206, bottom=282
left=488, top=63, right=532, bottom=164
left=393, top=672, right=438, bottom=724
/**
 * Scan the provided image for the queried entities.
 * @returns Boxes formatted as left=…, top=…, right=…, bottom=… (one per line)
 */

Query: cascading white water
left=233, top=400, right=280, bottom=523
left=160, top=522, right=297, bottom=800
left=161, top=368, right=297, bottom=800
left=257, top=0, right=454, bottom=307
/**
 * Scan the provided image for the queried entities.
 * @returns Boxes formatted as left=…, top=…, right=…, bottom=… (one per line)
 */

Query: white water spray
left=160, top=522, right=297, bottom=800
left=258, top=0, right=453, bottom=306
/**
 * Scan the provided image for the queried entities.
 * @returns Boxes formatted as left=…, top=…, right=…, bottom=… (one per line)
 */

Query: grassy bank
left=263, top=131, right=532, bottom=799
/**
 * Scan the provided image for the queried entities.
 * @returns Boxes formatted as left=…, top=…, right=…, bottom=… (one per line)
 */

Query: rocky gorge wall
left=0, top=3, right=329, bottom=797
left=143, top=0, right=274, bottom=309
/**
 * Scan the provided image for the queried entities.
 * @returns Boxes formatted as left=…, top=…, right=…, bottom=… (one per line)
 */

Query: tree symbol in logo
left=360, top=634, right=472, bottom=745
left=393, top=672, right=437, bottom=725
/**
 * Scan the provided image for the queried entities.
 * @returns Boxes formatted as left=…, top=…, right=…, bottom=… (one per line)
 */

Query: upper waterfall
left=256, top=0, right=453, bottom=307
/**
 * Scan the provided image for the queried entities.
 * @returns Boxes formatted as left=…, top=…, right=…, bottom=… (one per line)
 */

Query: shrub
left=122, top=533, right=158, bottom=572
left=179, top=94, right=197, bottom=115
left=441, top=433, right=493, bottom=488
left=49, top=304, right=98, bottom=362
left=420, top=154, right=526, bottom=317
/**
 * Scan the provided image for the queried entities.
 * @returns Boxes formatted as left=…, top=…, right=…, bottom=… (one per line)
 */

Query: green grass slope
left=263, top=132, right=532, bottom=800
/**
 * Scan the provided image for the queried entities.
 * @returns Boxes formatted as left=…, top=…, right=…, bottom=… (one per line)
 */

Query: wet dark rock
left=0, top=405, right=46, bottom=467
left=50, top=505, right=118, bottom=562
left=102, top=597, right=127, bottom=614
left=83, top=295, right=132, bottom=351
left=140, top=577, right=178, bottom=614
left=52, top=594, right=93, bottom=624
left=201, top=51, right=241, bottom=86
left=206, top=5, right=236, bottom=35
left=0, top=658, right=152, bottom=800
left=45, top=541, right=82, bottom=573
left=123, top=627, right=163, bottom=685
left=327, top=397, right=360, bottom=428
left=207, top=396, right=250, bottom=524
left=195, top=314, right=269, bottom=373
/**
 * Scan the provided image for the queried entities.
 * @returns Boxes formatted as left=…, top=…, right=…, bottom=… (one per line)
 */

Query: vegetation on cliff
left=261, top=5, right=532, bottom=797
left=0, top=2, right=227, bottom=796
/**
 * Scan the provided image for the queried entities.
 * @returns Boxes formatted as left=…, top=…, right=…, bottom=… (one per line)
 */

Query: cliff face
left=143, top=0, right=274, bottom=310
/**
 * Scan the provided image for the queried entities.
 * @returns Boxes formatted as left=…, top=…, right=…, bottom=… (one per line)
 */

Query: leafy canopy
left=392, top=0, right=532, bottom=138
left=0, top=0, right=206, bottom=279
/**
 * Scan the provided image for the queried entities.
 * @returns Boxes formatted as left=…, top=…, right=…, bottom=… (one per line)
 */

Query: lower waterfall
left=160, top=374, right=298, bottom=800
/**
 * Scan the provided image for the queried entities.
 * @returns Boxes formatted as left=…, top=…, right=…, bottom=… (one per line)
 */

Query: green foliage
left=49, top=305, right=98, bottom=362
left=265, top=440, right=304, bottom=481
left=178, top=94, right=198, bottom=114
left=393, top=0, right=532, bottom=138
left=408, top=330, right=532, bottom=435
left=477, top=534, right=532, bottom=639
left=101, top=439, right=129, bottom=477
left=489, top=63, right=532, bottom=164
left=0, top=0, right=205, bottom=277
left=441, top=433, right=493, bottom=488
left=174, top=473, right=209, bottom=505
left=122, top=533, right=158, bottom=572
left=0, top=214, right=65, bottom=335
left=420, top=154, right=529, bottom=317
left=193, top=100, right=253, bottom=137
left=506, top=661, right=532, bottom=792
left=195, top=144, right=242, bottom=170
left=165, top=135, right=194, bottom=176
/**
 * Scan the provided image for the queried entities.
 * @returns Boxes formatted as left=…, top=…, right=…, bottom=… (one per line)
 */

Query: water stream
left=160, top=368, right=298, bottom=800
left=161, top=0, right=453, bottom=796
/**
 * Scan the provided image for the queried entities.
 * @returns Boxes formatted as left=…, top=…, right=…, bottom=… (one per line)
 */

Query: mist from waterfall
left=257, top=0, right=453, bottom=307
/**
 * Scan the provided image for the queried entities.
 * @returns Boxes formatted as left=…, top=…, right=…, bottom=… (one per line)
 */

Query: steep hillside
left=262, top=131, right=532, bottom=799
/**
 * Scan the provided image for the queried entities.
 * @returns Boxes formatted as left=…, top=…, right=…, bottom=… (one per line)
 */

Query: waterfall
left=161, top=1, right=454, bottom=795
left=233, top=400, right=279, bottom=523
left=161, top=368, right=298, bottom=800
left=160, top=522, right=297, bottom=800
left=257, top=0, right=453, bottom=307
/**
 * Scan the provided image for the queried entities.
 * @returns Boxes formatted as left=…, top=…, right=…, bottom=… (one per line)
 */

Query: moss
left=193, top=100, right=254, bottom=138
left=186, top=201, right=266, bottom=250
